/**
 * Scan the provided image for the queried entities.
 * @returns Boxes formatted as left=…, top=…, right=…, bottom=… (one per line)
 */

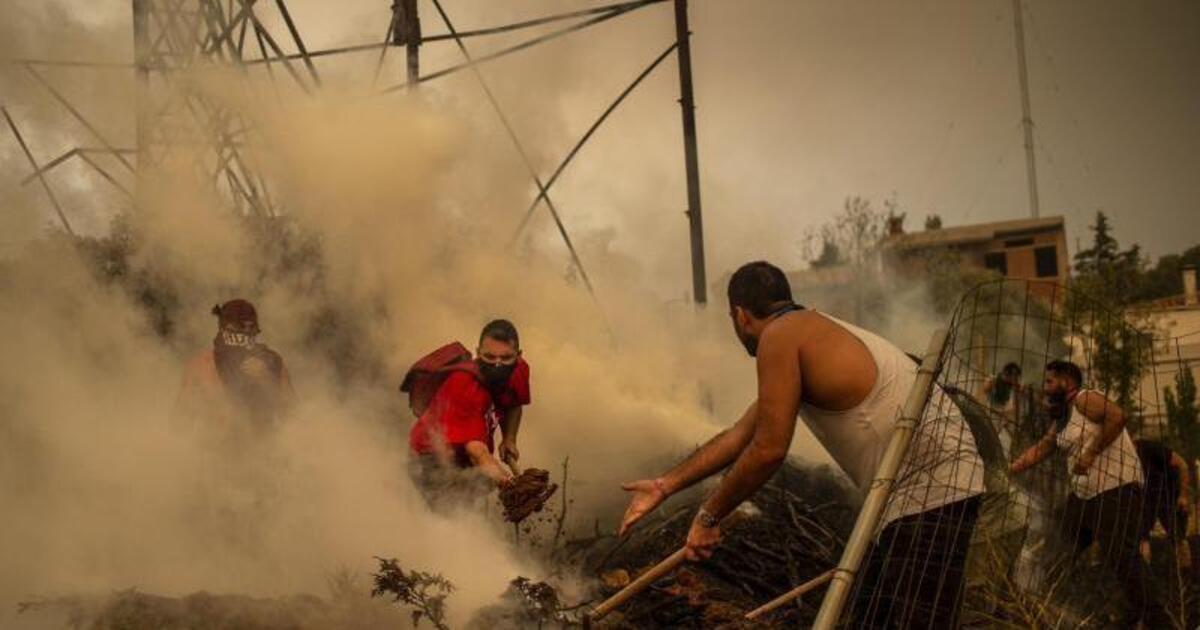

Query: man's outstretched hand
left=618, top=478, right=668, bottom=536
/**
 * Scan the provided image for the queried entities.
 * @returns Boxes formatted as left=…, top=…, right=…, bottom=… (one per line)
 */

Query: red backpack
left=399, top=342, right=481, bottom=415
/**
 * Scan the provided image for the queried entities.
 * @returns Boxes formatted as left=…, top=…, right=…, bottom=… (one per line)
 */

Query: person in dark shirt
left=1134, top=439, right=1192, bottom=570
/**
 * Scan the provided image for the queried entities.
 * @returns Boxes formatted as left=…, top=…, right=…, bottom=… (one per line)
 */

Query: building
left=1134, top=265, right=1200, bottom=438
left=880, top=216, right=1070, bottom=298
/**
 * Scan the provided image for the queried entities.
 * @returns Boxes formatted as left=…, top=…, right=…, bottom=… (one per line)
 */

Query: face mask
left=479, top=361, right=516, bottom=391
left=1046, top=390, right=1072, bottom=430
left=218, top=329, right=258, bottom=349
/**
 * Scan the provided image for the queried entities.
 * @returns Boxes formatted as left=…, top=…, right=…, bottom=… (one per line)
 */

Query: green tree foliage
left=1067, top=211, right=1153, bottom=419
left=1134, top=245, right=1200, bottom=303
left=1166, top=364, right=1200, bottom=465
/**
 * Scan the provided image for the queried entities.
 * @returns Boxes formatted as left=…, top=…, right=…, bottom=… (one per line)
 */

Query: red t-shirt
left=408, top=359, right=532, bottom=460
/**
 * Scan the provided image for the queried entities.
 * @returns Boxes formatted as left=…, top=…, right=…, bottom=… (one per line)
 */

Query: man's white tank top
left=1054, top=390, right=1142, bottom=499
left=796, top=314, right=985, bottom=524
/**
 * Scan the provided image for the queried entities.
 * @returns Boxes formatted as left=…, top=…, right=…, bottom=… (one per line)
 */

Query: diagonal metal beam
left=430, top=0, right=597, bottom=298
left=382, top=1, right=660, bottom=93
left=422, top=0, right=667, bottom=43
left=19, top=147, right=137, bottom=184
left=23, top=64, right=134, bottom=172
left=239, top=0, right=313, bottom=94
left=274, top=0, right=321, bottom=86
left=511, top=41, right=678, bottom=243
left=204, top=0, right=258, bottom=57
left=77, top=152, right=135, bottom=200
left=2, top=106, right=74, bottom=235
left=370, top=9, right=400, bottom=88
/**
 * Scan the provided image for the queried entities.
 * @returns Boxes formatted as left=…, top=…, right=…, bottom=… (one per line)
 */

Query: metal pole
left=812, top=330, right=949, bottom=629
left=393, top=0, right=420, bottom=88
left=673, top=0, right=707, bottom=305
left=1012, top=0, right=1040, bottom=219
left=132, top=0, right=150, bottom=191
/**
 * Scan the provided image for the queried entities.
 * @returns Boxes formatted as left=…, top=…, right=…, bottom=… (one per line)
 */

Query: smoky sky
left=4, top=0, right=1199, bottom=296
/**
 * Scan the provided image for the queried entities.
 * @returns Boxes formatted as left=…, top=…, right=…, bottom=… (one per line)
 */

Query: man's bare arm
left=659, top=401, right=759, bottom=495
left=1011, top=426, right=1057, bottom=473
left=700, top=330, right=800, bottom=520
left=500, top=407, right=522, bottom=441
left=1077, top=391, right=1127, bottom=455
left=1173, top=451, right=1191, bottom=504
left=616, top=402, right=758, bottom=535
left=464, top=441, right=515, bottom=485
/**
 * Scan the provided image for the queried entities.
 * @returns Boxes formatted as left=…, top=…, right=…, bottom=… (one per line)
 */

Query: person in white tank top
left=794, top=314, right=985, bottom=524
left=1010, top=359, right=1162, bottom=628
left=614, top=261, right=987, bottom=629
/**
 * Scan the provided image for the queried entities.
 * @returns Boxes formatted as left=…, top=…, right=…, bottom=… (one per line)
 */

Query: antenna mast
left=1012, top=0, right=1041, bottom=218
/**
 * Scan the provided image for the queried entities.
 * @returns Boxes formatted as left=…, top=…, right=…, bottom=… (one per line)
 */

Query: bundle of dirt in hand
left=561, top=461, right=858, bottom=628
left=499, top=467, right=559, bottom=523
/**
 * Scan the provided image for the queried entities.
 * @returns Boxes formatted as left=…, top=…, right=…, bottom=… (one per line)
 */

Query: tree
left=803, top=196, right=885, bottom=269
left=1066, top=212, right=1153, bottom=421
left=1073, top=211, right=1120, bottom=276
left=810, top=239, right=844, bottom=269
left=1166, top=364, right=1199, bottom=466
left=924, top=214, right=943, bottom=230
left=1133, top=244, right=1200, bottom=303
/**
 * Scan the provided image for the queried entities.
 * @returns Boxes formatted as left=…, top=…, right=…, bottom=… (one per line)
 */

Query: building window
left=984, top=251, right=1008, bottom=275
left=1034, top=245, right=1058, bottom=277
left=1004, top=237, right=1034, bottom=248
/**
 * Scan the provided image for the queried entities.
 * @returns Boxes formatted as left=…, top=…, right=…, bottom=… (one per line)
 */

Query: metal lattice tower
left=7, top=0, right=710, bottom=304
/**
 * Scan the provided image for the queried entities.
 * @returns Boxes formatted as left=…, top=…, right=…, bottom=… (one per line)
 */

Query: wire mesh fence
left=817, top=278, right=1199, bottom=629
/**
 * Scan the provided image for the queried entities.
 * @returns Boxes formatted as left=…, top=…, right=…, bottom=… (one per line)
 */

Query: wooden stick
left=587, top=547, right=688, bottom=621
left=744, top=569, right=835, bottom=620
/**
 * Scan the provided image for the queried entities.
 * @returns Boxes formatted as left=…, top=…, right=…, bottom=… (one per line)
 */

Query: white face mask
left=219, top=329, right=257, bottom=348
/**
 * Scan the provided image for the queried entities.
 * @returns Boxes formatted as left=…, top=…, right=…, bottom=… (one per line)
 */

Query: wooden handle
left=744, top=569, right=835, bottom=620
left=588, top=547, right=689, bottom=621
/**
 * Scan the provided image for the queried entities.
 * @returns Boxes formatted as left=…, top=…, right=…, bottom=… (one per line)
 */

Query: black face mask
left=479, top=361, right=516, bottom=392
left=1046, top=390, right=1071, bottom=431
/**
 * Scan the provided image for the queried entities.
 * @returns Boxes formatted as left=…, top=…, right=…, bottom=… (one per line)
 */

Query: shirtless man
left=619, top=260, right=984, bottom=628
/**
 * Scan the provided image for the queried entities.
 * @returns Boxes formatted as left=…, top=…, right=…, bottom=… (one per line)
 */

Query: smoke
left=0, top=44, right=762, bottom=628
left=0, top=3, right=1016, bottom=627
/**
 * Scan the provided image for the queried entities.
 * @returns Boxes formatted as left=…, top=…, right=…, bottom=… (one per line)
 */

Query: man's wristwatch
left=697, top=507, right=720, bottom=529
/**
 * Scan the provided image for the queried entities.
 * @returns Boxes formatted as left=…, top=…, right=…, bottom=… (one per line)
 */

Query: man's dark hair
left=1046, top=359, right=1083, bottom=385
left=727, top=261, right=794, bottom=318
left=480, top=319, right=520, bottom=349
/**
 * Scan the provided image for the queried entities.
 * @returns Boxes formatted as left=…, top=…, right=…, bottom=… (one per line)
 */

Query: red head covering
left=212, top=299, right=259, bottom=332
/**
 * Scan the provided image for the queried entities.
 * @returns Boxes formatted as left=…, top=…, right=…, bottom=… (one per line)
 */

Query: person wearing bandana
left=176, top=298, right=295, bottom=436
left=1010, top=360, right=1162, bottom=628
left=617, top=260, right=985, bottom=628
left=406, top=319, right=532, bottom=502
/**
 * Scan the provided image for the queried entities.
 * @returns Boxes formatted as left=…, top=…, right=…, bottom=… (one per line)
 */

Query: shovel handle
left=588, top=547, right=689, bottom=621
left=743, top=569, right=835, bottom=620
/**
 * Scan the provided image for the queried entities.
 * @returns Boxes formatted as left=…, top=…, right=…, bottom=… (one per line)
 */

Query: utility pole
left=1011, top=0, right=1041, bottom=219
left=674, top=0, right=708, bottom=305
left=393, top=0, right=421, bottom=87
left=132, top=0, right=150, bottom=178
